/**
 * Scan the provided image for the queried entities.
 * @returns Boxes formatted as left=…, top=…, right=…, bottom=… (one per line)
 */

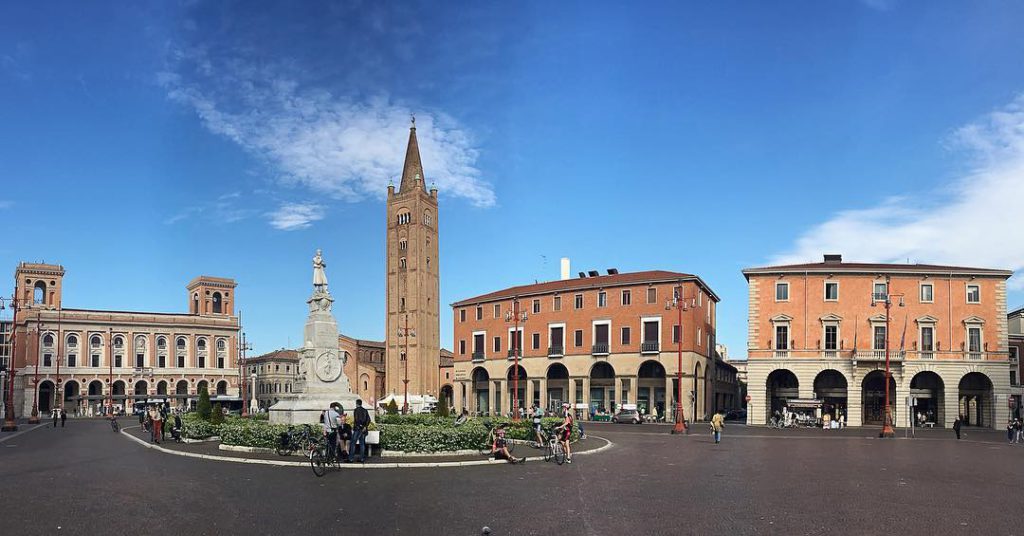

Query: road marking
left=118, top=426, right=614, bottom=469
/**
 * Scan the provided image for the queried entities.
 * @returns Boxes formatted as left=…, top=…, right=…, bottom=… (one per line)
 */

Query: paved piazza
left=2, top=421, right=1022, bottom=535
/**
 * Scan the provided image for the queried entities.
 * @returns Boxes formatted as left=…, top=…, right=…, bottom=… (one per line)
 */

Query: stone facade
left=1009, top=307, right=1023, bottom=418
left=247, top=349, right=299, bottom=410
left=451, top=270, right=719, bottom=420
left=385, top=122, right=441, bottom=400
left=743, top=255, right=1014, bottom=429
left=8, top=262, right=240, bottom=418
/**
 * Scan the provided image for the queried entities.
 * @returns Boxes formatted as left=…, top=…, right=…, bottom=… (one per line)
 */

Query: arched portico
left=545, top=363, right=570, bottom=413
left=861, top=370, right=896, bottom=426
left=506, top=365, right=527, bottom=415
left=910, top=371, right=944, bottom=427
left=813, top=369, right=848, bottom=421
left=470, top=367, right=489, bottom=416
left=589, top=362, right=616, bottom=414
left=638, top=361, right=667, bottom=419
left=38, top=380, right=54, bottom=414
left=766, top=369, right=798, bottom=422
left=958, top=372, right=993, bottom=427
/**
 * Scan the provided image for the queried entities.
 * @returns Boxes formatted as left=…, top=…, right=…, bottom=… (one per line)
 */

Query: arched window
left=197, top=338, right=207, bottom=351
left=216, top=339, right=226, bottom=351
left=135, top=335, right=146, bottom=350
left=399, top=239, right=408, bottom=251
left=212, top=292, right=223, bottom=314
left=399, top=257, right=407, bottom=269
left=192, top=293, right=199, bottom=314
left=423, top=210, right=432, bottom=226
left=113, top=336, right=124, bottom=348
left=90, top=335, right=102, bottom=348
left=66, top=334, right=78, bottom=348
left=177, top=337, right=187, bottom=350
left=33, top=281, right=46, bottom=304
left=43, top=334, right=54, bottom=347
left=397, top=211, right=411, bottom=225
left=157, top=337, right=167, bottom=350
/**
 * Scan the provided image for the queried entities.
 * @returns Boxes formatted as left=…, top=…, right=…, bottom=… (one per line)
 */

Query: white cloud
left=0, top=200, right=12, bottom=210
left=772, top=94, right=1024, bottom=289
left=160, top=52, right=495, bottom=218
left=267, top=202, right=325, bottom=231
left=164, top=191, right=255, bottom=225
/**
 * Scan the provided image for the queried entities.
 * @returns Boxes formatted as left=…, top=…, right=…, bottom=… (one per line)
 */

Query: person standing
left=1015, top=419, right=1023, bottom=444
left=51, top=408, right=59, bottom=428
left=322, top=402, right=341, bottom=460
left=532, top=405, right=545, bottom=447
left=710, top=411, right=725, bottom=444
left=350, top=399, right=370, bottom=463
left=1008, top=420, right=1015, bottom=444
left=953, top=415, right=962, bottom=440
left=152, top=407, right=163, bottom=444
left=60, top=408, right=67, bottom=428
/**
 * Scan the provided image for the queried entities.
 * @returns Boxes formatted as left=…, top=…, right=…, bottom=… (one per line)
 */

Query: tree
left=438, top=400, right=450, bottom=418
left=386, top=399, right=399, bottom=415
left=211, top=403, right=224, bottom=425
left=197, top=385, right=212, bottom=421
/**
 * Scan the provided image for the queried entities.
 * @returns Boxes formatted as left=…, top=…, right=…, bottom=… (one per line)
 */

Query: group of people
left=491, top=402, right=576, bottom=465
left=1006, top=418, right=1024, bottom=444
left=321, top=399, right=371, bottom=463
left=50, top=408, right=67, bottom=428
left=139, top=405, right=183, bottom=444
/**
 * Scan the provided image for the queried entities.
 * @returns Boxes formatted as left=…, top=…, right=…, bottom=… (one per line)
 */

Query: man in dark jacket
left=350, top=399, right=371, bottom=463
left=953, top=415, right=962, bottom=440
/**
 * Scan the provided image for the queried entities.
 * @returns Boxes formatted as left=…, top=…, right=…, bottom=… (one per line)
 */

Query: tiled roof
left=452, top=270, right=719, bottom=306
left=247, top=349, right=299, bottom=362
left=742, top=261, right=1012, bottom=278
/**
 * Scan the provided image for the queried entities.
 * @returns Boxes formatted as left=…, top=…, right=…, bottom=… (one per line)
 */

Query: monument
left=270, top=249, right=360, bottom=424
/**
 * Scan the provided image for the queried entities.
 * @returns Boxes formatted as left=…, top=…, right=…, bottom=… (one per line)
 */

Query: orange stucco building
left=743, top=254, right=1013, bottom=429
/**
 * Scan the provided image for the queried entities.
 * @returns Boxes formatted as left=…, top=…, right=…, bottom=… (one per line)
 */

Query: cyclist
left=555, top=403, right=574, bottom=464
left=531, top=404, right=545, bottom=447
left=493, top=424, right=524, bottom=464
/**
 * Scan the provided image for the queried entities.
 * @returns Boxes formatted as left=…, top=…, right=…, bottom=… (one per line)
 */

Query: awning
left=785, top=399, right=823, bottom=409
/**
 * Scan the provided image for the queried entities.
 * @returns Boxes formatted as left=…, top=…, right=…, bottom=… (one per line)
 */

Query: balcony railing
left=773, top=350, right=789, bottom=358
left=592, top=343, right=609, bottom=356
left=967, top=351, right=983, bottom=360
left=548, top=346, right=564, bottom=357
left=919, top=351, right=934, bottom=360
left=471, top=351, right=485, bottom=362
left=855, top=350, right=905, bottom=361
left=823, top=350, right=838, bottom=359
left=506, top=349, right=523, bottom=360
left=641, top=341, right=660, bottom=354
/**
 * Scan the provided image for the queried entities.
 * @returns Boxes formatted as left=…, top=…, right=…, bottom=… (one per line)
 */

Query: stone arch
left=216, top=380, right=228, bottom=396
left=766, top=368, right=799, bottom=422
left=910, top=370, right=944, bottom=427
left=64, top=380, right=80, bottom=409
left=38, top=380, right=55, bottom=413
left=589, top=361, right=616, bottom=413
left=212, top=292, right=223, bottom=314
left=958, top=371, right=993, bottom=428
left=813, top=369, right=848, bottom=421
left=637, top=360, right=667, bottom=419
left=33, top=280, right=46, bottom=304
left=545, top=362, right=570, bottom=412
left=157, top=380, right=168, bottom=396
left=471, top=367, right=490, bottom=416
left=861, top=370, right=896, bottom=425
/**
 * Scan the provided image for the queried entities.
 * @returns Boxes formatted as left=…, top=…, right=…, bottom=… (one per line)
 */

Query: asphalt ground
left=1, top=419, right=1022, bottom=536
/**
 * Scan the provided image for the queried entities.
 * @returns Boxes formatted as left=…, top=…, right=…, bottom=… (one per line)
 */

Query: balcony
left=919, top=351, right=934, bottom=360
left=855, top=350, right=905, bottom=361
left=591, top=342, right=609, bottom=356
left=773, top=350, right=790, bottom=358
left=547, top=346, right=564, bottom=357
left=506, top=349, right=523, bottom=360
left=641, top=341, right=660, bottom=354
left=471, top=351, right=485, bottom=362
left=967, top=352, right=983, bottom=361
left=823, top=350, right=838, bottom=359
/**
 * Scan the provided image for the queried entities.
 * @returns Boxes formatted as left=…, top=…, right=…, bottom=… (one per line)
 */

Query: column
left=848, top=381, right=864, bottom=427
left=455, top=381, right=465, bottom=413
left=629, top=376, right=638, bottom=407
left=499, top=379, right=508, bottom=416
left=581, top=377, right=591, bottom=419
left=895, top=378, right=910, bottom=429
left=487, top=380, right=495, bottom=416
left=614, top=377, right=622, bottom=411
left=665, top=376, right=675, bottom=422
left=568, top=378, right=577, bottom=413
left=943, top=387, right=959, bottom=429
left=539, top=377, right=547, bottom=411
left=524, top=379, right=534, bottom=410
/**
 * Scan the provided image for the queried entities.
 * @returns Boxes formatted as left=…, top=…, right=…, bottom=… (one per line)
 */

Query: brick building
left=1009, top=306, right=1023, bottom=418
left=743, top=254, right=1013, bottom=429
left=451, top=269, right=719, bottom=420
left=7, top=262, right=240, bottom=417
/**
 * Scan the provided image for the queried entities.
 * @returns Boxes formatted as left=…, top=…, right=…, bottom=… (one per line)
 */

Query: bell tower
left=15, top=262, right=65, bottom=310
left=385, top=119, right=441, bottom=400
left=186, top=276, right=237, bottom=316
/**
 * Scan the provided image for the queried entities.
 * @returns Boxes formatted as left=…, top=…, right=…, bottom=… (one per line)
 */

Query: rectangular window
left=920, top=284, right=933, bottom=303
left=44, top=353, right=52, bottom=367
left=177, top=355, right=185, bottom=367
left=553, top=296, right=561, bottom=311
left=532, top=332, right=540, bottom=350
left=218, top=356, right=225, bottom=368
left=68, top=354, right=77, bottom=367
left=824, top=282, right=838, bottom=301
left=594, top=323, right=609, bottom=344
left=824, top=325, right=838, bottom=350
left=775, top=282, right=789, bottom=301
left=598, top=292, right=607, bottom=307
left=621, top=290, right=631, bottom=306
left=550, top=326, right=564, bottom=352
left=476, top=306, right=482, bottom=320
left=672, top=325, right=681, bottom=344
left=473, top=333, right=484, bottom=355
left=114, top=355, right=122, bottom=368
left=1011, top=347, right=1020, bottom=362
left=621, top=327, right=631, bottom=345
left=873, top=326, right=887, bottom=351
left=646, top=287, right=657, bottom=304
left=1012, top=370, right=1018, bottom=386
left=921, top=327, right=934, bottom=352
left=532, top=299, right=540, bottom=314
left=968, top=327, right=982, bottom=353
left=966, top=285, right=980, bottom=304
left=494, top=304, right=501, bottom=318
left=873, top=282, right=888, bottom=302
left=698, top=327, right=702, bottom=346
left=508, top=330, right=523, bottom=355
left=158, top=355, right=166, bottom=368
left=198, top=356, right=206, bottom=368
left=574, top=294, right=584, bottom=309
left=91, top=354, right=100, bottom=367
left=574, top=330, right=583, bottom=347
left=460, top=309, right=466, bottom=322
left=775, top=325, right=789, bottom=350
left=135, top=354, right=144, bottom=367
left=493, top=336, right=501, bottom=353
left=459, top=340, right=466, bottom=355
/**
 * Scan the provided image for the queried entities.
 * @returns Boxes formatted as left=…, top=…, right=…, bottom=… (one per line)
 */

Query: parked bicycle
left=277, top=424, right=316, bottom=457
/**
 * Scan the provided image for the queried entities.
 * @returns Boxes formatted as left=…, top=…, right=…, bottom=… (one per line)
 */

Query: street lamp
left=238, top=331, right=252, bottom=417
left=504, top=298, right=528, bottom=422
left=398, top=315, right=416, bottom=414
left=871, top=276, right=904, bottom=439
left=666, top=284, right=696, bottom=435
left=0, top=294, right=25, bottom=431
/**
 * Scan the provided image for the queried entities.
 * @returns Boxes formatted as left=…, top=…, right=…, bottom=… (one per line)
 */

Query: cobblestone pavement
left=1, top=418, right=1022, bottom=535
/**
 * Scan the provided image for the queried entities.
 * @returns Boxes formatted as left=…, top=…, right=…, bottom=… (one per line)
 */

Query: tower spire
left=399, top=116, right=424, bottom=192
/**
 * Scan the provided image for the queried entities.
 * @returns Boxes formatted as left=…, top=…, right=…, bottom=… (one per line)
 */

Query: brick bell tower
left=385, top=118, right=440, bottom=401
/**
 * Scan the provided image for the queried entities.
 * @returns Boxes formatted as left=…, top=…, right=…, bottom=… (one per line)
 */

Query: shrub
left=211, top=403, right=225, bottom=425
left=181, top=413, right=220, bottom=439
left=196, top=386, right=212, bottom=421
left=377, top=414, right=453, bottom=426
left=378, top=423, right=489, bottom=453
left=385, top=400, right=399, bottom=415
left=219, top=419, right=294, bottom=449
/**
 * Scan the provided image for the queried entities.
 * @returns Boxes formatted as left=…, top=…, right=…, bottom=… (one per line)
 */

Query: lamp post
left=29, top=313, right=40, bottom=423
left=504, top=297, right=528, bottom=422
left=871, top=277, right=903, bottom=439
left=238, top=331, right=251, bottom=417
left=1, top=294, right=23, bottom=431
left=107, top=328, right=113, bottom=416
left=666, top=284, right=695, bottom=435
left=398, top=314, right=416, bottom=414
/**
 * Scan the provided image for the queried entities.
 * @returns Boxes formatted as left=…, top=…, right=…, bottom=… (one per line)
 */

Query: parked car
left=724, top=409, right=747, bottom=422
left=612, top=408, right=642, bottom=424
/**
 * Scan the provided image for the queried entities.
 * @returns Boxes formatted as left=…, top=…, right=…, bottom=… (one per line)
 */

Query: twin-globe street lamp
left=666, top=284, right=696, bottom=435
left=871, top=276, right=904, bottom=439
left=504, top=298, right=527, bottom=422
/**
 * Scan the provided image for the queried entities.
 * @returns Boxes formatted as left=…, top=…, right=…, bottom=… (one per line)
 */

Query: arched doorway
left=157, top=380, right=168, bottom=396
left=38, top=380, right=54, bottom=414
left=910, top=371, right=944, bottom=427
left=959, top=372, right=993, bottom=427
left=88, top=380, right=103, bottom=415
left=813, top=370, right=848, bottom=421
left=471, top=367, right=489, bottom=416
left=506, top=365, right=527, bottom=416
left=861, top=370, right=896, bottom=425
left=589, top=362, right=616, bottom=414
left=64, top=380, right=80, bottom=410
left=638, top=360, right=666, bottom=420
left=216, top=380, right=228, bottom=396
left=196, top=380, right=209, bottom=395
left=766, top=369, right=798, bottom=422
left=112, top=380, right=126, bottom=414
left=546, top=363, right=570, bottom=413
left=175, top=380, right=189, bottom=410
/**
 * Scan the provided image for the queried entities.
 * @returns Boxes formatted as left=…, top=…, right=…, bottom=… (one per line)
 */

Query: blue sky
left=2, top=1, right=1023, bottom=357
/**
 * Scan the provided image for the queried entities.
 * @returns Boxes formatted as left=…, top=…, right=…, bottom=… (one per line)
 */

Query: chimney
left=823, top=254, right=843, bottom=264
left=560, top=258, right=570, bottom=281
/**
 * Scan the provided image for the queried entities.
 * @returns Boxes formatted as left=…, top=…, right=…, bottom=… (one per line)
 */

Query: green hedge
left=182, top=413, right=221, bottom=439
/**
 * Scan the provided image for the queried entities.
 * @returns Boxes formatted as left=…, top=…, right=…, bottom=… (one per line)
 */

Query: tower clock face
left=314, top=351, right=342, bottom=382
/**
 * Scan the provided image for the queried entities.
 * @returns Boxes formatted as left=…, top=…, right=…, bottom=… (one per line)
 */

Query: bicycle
left=541, top=427, right=566, bottom=465
left=478, top=422, right=515, bottom=457
left=309, top=435, right=346, bottom=477
left=277, top=425, right=316, bottom=456
left=109, top=418, right=120, bottom=433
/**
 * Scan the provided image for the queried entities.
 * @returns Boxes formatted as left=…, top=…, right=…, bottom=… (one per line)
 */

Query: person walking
left=710, top=410, right=725, bottom=444
left=60, top=408, right=67, bottom=428
left=51, top=408, right=59, bottom=428
left=159, top=406, right=168, bottom=442
left=1007, top=420, right=1015, bottom=444
left=1015, top=418, right=1023, bottom=444
left=953, top=415, right=962, bottom=440
left=531, top=405, right=545, bottom=447
left=350, top=399, right=371, bottom=463
left=151, top=406, right=163, bottom=444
